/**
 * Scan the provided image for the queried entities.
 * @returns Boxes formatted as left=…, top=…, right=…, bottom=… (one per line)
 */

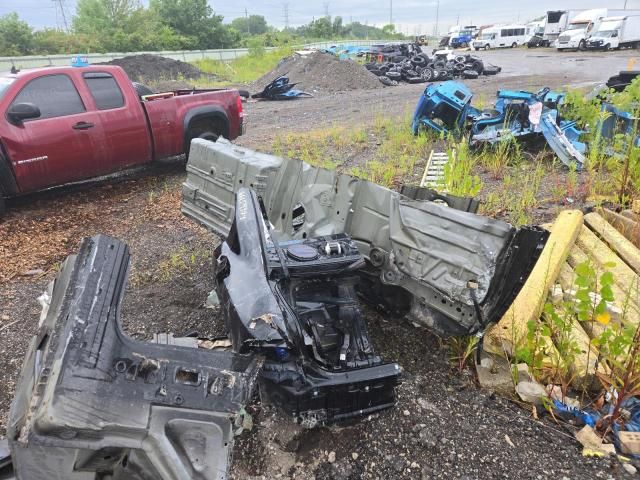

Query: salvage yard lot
left=1, top=48, right=638, bottom=479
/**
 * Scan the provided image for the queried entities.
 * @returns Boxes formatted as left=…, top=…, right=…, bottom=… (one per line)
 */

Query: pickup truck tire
left=578, top=40, right=586, bottom=51
left=185, top=118, right=223, bottom=156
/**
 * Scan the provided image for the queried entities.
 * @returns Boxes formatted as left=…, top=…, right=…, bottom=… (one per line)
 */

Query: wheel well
left=185, top=116, right=229, bottom=148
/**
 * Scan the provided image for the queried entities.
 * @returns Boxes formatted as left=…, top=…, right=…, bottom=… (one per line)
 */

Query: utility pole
left=389, top=0, right=393, bottom=27
left=283, top=2, right=289, bottom=29
left=434, top=0, right=440, bottom=37
left=456, top=13, right=460, bottom=26
left=323, top=2, right=330, bottom=17
left=245, top=8, right=250, bottom=34
left=624, top=0, right=628, bottom=8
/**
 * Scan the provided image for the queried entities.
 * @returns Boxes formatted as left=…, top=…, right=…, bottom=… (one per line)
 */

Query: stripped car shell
left=182, top=138, right=548, bottom=337
left=8, top=235, right=261, bottom=480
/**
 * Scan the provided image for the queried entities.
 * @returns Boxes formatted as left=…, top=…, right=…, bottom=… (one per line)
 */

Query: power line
left=52, top=0, right=69, bottom=31
left=282, top=2, right=289, bottom=29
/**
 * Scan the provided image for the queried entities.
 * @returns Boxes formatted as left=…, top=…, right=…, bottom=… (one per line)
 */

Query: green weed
left=194, top=46, right=294, bottom=84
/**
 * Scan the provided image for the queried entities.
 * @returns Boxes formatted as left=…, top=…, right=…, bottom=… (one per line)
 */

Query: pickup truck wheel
left=186, top=120, right=222, bottom=156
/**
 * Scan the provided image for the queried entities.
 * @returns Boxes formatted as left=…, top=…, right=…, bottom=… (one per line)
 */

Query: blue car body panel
left=412, top=81, right=586, bottom=169
left=411, top=82, right=474, bottom=135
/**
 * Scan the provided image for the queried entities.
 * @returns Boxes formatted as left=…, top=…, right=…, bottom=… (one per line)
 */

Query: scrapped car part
left=252, top=76, right=313, bottom=100
left=399, top=184, right=480, bottom=214
left=412, top=81, right=586, bottom=168
left=8, top=235, right=261, bottom=480
left=606, top=70, right=640, bottom=92
left=182, top=138, right=548, bottom=337
left=215, top=188, right=401, bottom=424
left=598, top=102, right=640, bottom=149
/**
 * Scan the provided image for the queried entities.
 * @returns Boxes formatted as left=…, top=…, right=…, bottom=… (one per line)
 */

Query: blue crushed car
left=412, top=81, right=586, bottom=169
left=411, top=82, right=478, bottom=135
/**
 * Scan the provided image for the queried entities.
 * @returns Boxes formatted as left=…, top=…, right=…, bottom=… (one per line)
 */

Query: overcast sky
left=5, top=0, right=640, bottom=34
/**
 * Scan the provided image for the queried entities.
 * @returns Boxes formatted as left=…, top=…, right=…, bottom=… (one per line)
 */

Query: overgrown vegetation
left=195, top=46, right=294, bottom=84
left=561, top=80, right=640, bottom=204
left=273, top=111, right=431, bottom=189
left=511, top=258, right=640, bottom=434
left=0, top=2, right=407, bottom=56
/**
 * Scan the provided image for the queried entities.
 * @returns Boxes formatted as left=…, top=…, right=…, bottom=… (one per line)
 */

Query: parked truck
left=0, top=63, right=244, bottom=215
left=448, top=25, right=478, bottom=48
left=543, top=10, right=585, bottom=46
left=556, top=8, right=640, bottom=51
left=587, top=15, right=640, bottom=50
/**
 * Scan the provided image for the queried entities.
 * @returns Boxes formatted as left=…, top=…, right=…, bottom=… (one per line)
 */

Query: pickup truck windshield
left=0, top=77, right=14, bottom=100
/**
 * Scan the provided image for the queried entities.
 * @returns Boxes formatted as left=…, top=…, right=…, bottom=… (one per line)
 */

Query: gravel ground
left=1, top=48, right=639, bottom=478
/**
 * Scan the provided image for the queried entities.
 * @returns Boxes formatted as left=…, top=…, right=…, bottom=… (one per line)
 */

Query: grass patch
left=481, top=160, right=546, bottom=226
left=194, top=47, right=294, bottom=85
left=273, top=110, right=432, bottom=188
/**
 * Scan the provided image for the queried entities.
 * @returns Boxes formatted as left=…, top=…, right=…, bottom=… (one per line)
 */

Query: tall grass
left=194, top=46, right=294, bottom=84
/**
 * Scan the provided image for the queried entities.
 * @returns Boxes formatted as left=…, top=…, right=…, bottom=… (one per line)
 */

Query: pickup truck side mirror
left=7, top=102, right=41, bottom=124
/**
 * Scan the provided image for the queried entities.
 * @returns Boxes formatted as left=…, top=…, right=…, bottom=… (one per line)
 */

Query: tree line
left=0, top=0, right=407, bottom=56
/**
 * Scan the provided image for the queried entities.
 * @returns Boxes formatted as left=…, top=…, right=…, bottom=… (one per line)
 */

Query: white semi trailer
left=543, top=10, right=584, bottom=45
left=587, top=15, right=640, bottom=50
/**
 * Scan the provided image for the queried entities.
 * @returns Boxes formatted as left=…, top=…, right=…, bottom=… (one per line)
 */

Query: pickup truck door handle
left=72, top=121, right=95, bottom=130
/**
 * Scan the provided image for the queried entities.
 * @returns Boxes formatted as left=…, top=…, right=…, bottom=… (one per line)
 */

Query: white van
left=473, top=24, right=528, bottom=50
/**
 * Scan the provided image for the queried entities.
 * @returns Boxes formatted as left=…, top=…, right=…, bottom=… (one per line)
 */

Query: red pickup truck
left=0, top=64, right=244, bottom=214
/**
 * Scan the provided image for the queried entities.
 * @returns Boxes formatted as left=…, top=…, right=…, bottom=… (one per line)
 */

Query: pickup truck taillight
left=237, top=96, right=244, bottom=118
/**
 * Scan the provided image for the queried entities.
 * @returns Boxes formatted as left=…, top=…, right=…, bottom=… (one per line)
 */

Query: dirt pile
left=252, top=51, right=382, bottom=95
left=97, top=54, right=204, bottom=82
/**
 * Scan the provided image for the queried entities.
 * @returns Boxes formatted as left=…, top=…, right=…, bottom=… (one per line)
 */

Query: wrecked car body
left=412, top=81, right=586, bottom=169
left=8, top=235, right=261, bottom=480
left=216, top=188, right=401, bottom=425
left=182, top=138, right=548, bottom=338
left=412, top=81, right=476, bottom=134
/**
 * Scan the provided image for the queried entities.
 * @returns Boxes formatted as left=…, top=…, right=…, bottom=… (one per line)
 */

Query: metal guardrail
left=0, top=40, right=406, bottom=71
